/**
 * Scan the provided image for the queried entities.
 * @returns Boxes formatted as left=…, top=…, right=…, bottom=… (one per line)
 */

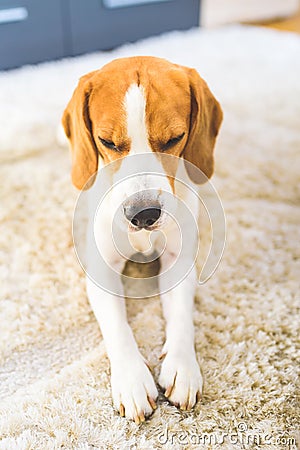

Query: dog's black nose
left=124, top=205, right=161, bottom=228
left=131, top=207, right=161, bottom=228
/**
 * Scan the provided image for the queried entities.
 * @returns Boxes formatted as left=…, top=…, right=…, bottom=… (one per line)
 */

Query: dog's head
left=62, top=56, right=223, bottom=231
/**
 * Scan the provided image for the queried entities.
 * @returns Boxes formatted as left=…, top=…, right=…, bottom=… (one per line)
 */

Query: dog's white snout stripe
left=125, top=84, right=151, bottom=156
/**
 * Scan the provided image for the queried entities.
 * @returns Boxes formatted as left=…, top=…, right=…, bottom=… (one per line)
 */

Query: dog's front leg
left=158, top=254, right=203, bottom=410
left=86, top=264, right=158, bottom=423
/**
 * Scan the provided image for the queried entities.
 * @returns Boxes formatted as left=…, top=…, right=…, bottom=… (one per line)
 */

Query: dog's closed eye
left=161, top=133, right=185, bottom=151
left=99, top=137, right=120, bottom=152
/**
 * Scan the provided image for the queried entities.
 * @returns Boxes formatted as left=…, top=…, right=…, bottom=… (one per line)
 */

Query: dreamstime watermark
left=72, top=153, right=226, bottom=298
left=156, top=423, right=297, bottom=448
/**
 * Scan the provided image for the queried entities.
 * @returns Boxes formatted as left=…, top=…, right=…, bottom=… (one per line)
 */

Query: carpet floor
left=0, top=25, right=299, bottom=450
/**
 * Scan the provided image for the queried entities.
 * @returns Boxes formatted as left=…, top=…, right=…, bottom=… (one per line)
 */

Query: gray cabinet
left=0, top=0, right=65, bottom=69
left=0, top=0, right=200, bottom=70
left=69, top=0, right=200, bottom=55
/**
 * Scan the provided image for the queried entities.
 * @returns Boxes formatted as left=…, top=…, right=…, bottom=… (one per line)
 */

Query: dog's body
left=62, top=57, right=222, bottom=423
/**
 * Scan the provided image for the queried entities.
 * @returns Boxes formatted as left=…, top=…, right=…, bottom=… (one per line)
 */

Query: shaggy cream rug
left=0, top=25, right=299, bottom=449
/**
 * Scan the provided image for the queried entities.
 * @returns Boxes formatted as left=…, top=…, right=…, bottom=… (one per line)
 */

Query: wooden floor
left=250, top=6, right=300, bottom=33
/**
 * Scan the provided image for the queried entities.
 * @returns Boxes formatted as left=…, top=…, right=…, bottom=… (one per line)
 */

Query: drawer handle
left=0, top=7, right=28, bottom=25
left=103, top=0, right=171, bottom=8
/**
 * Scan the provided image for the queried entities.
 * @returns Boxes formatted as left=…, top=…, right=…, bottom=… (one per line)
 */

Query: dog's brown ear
left=182, top=68, right=223, bottom=184
left=62, top=72, right=98, bottom=190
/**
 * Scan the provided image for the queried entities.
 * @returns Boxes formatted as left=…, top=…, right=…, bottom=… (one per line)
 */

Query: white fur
left=125, top=84, right=151, bottom=156
left=87, top=83, right=202, bottom=421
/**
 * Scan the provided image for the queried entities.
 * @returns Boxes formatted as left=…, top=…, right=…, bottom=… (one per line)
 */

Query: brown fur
left=62, top=57, right=223, bottom=190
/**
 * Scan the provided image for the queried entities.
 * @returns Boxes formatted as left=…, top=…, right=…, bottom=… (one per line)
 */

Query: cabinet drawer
left=70, top=0, right=200, bottom=55
left=0, top=0, right=64, bottom=70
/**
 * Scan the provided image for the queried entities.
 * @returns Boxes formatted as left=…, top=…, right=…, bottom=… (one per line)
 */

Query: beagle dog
left=62, top=56, right=223, bottom=424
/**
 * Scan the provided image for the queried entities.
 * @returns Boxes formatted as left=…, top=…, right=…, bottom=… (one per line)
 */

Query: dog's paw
left=111, top=355, right=158, bottom=424
left=158, top=350, right=203, bottom=410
